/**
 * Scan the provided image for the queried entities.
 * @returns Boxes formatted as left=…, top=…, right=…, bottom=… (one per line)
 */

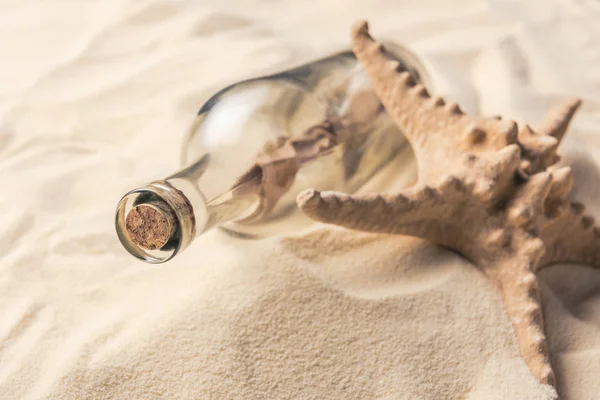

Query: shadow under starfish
left=296, top=20, right=598, bottom=396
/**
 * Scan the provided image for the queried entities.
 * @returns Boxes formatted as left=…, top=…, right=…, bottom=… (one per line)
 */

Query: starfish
left=296, top=20, right=598, bottom=393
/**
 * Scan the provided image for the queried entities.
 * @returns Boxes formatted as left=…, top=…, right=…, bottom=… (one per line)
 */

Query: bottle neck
left=115, top=162, right=262, bottom=264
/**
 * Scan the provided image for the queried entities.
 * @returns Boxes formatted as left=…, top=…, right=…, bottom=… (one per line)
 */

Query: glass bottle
left=115, top=41, right=432, bottom=264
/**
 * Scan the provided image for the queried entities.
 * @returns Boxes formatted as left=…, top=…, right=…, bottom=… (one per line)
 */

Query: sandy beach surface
left=1, top=0, right=600, bottom=399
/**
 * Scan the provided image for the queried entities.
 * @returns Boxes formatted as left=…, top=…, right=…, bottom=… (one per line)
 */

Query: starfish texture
left=297, top=20, right=598, bottom=391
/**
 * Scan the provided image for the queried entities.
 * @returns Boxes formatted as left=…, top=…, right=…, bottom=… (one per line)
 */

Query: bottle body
left=115, top=42, right=431, bottom=263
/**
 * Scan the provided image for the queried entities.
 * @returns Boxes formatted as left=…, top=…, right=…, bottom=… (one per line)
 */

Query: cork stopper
left=125, top=203, right=174, bottom=250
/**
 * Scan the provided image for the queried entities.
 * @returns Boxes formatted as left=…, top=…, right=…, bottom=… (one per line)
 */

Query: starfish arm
left=297, top=184, right=455, bottom=240
left=536, top=166, right=600, bottom=267
left=516, top=99, right=581, bottom=174
left=350, top=21, right=470, bottom=143
left=536, top=98, right=582, bottom=142
left=351, top=21, right=524, bottom=183
left=492, top=256, right=555, bottom=386
left=539, top=202, right=600, bottom=268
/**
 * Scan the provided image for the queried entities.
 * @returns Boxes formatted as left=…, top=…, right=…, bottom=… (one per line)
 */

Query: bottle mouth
left=115, top=181, right=196, bottom=263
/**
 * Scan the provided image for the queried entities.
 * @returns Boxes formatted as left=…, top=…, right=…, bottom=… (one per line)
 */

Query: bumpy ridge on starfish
left=297, top=20, right=599, bottom=392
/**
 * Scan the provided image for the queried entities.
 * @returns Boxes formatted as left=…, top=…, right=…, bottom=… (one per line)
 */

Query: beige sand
left=0, top=1, right=599, bottom=399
